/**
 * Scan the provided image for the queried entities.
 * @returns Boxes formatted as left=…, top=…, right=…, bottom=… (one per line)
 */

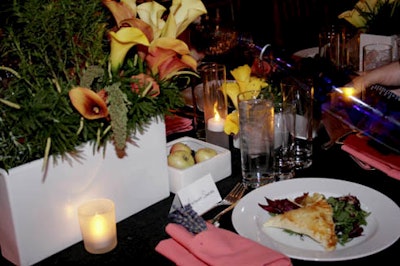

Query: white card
left=171, top=174, right=222, bottom=215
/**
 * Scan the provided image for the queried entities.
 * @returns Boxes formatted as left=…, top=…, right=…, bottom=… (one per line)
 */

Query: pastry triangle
left=263, top=198, right=338, bottom=251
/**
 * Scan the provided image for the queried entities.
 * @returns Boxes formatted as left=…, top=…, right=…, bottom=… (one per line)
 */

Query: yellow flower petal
left=224, top=111, right=239, bottom=135
left=223, top=82, right=240, bottom=110
left=137, top=1, right=166, bottom=39
left=109, top=27, right=150, bottom=74
left=338, top=10, right=367, bottom=28
left=168, top=0, right=207, bottom=37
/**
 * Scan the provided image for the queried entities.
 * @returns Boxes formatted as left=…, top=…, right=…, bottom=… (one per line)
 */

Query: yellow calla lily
left=137, top=1, right=167, bottom=39
left=166, top=0, right=207, bottom=38
left=224, top=111, right=239, bottom=135
left=109, top=27, right=150, bottom=74
left=223, top=82, right=240, bottom=110
left=230, top=64, right=251, bottom=92
left=246, top=76, right=268, bottom=91
left=338, top=10, right=367, bottom=28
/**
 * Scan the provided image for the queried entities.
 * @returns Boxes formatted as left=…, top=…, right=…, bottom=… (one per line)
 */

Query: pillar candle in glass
left=78, top=198, right=117, bottom=254
left=201, top=63, right=229, bottom=148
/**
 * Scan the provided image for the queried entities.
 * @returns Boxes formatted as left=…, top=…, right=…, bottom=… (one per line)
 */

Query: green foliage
left=358, top=0, right=400, bottom=35
left=0, top=0, right=187, bottom=171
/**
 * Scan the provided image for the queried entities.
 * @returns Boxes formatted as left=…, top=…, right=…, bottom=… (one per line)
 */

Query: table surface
left=1, top=127, right=399, bottom=266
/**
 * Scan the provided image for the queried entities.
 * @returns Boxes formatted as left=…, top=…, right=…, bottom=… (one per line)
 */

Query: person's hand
left=352, top=61, right=400, bottom=92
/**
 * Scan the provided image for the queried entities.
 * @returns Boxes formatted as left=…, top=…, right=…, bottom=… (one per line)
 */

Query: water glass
left=281, top=78, right=313, bottom=169
left=238, top=90, right=275, bottom=188
left=363, top=43, right=393, bottom=71
left=274, top=102, right=296, bottom=180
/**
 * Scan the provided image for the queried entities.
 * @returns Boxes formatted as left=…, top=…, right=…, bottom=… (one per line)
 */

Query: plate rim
left=232, top=177, right=400, bottom=261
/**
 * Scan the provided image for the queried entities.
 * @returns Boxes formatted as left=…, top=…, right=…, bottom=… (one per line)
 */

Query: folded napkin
left=165, top=115, right=193, bottom=136
left=341, top=134, right=400, bottom=180
left=156, top=222, right=292, bottom=266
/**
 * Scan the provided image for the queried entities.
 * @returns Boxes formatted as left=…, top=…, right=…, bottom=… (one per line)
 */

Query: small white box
left=167, top=137, right=231, bottom=193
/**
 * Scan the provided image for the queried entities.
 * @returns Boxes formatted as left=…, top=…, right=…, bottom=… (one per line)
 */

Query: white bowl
left=167, top=137, right=231, bottom=193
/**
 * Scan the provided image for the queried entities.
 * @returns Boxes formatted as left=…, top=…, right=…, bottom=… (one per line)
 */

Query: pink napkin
left=165, top=115, right=193, bottom=136
left=155, top=223, right=292, bottom=266
left=341, top=134, right=400, bottom=180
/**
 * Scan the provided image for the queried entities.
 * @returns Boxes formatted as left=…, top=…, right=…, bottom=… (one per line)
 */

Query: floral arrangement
left=222, top=63, right=273, bottom=136
left=338, top=0, right=400, bottom=36
left=0, top=0, right=207, bottom=172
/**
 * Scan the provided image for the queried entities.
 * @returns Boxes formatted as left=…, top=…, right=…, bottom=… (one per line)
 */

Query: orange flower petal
left=69, top=87, right=109, bottom=120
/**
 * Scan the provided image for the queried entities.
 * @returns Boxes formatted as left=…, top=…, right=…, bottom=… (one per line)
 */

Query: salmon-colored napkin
left=165, top=115, right=193, bottom=136
left=341, top=134, right=400, bottom=180
left=155, top=222, right=292, bottom=266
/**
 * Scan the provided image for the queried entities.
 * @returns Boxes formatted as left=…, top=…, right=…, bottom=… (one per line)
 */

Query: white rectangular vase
left=0, top=119, right=170, bottom=266
left=359, top=33, right=399, bottom=71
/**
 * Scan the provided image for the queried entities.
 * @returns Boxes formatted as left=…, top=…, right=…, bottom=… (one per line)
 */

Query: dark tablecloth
left=1, top=128, right=399, bottom=266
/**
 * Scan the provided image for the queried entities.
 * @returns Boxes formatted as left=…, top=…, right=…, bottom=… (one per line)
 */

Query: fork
left=215, top=182, right=245, bottom=208
left=209, top=183, right=246, bottom=227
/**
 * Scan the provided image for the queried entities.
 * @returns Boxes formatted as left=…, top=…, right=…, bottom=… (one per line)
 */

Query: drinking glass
left=281, top=77, right=314, bottom=169
left=363, top=43, right=393, bottom=71
left=274, top=102, right=296, bottom=180
left=238, top=90, right=276, bottom=188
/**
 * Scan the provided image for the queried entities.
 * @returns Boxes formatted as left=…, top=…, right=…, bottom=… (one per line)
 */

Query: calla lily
left=224, top=111, right=239, bottom=136
left=223, top=82, right=240, bottom=111
left=102, top=0, right=137, bottom=27
left=223, top=63, right=269, bottom=137
left=146, top=37, right=197, bottom=79
left=338, top=0, right=397, bottom=29
left=109, top=27, right=150, bottom=74
left=230, top=64, right=252, bottom=92
left=166, top=0, right=207, bottom=38
left=338, top=10, right=368, bottom=28
left=131, top=73, right=160, bottom=97
left=137, top=1, right=167, bottom=39
left=69, top=87, right=109, bottom=120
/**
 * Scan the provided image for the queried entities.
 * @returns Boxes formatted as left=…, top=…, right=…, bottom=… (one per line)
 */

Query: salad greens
left=327, top=195, right=370, bottom=245
left=259, top=193, right=370, bottom=246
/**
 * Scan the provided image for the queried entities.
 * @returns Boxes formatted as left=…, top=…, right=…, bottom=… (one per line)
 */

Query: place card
left=170, top=174, right=222, bottom=215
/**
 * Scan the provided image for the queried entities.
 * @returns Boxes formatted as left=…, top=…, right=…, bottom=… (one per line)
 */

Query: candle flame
left=342, top=87, right=355, bottom=97
left=213, top=103, right=221, bottom=121
left=92, top=214, right=107, bottom=237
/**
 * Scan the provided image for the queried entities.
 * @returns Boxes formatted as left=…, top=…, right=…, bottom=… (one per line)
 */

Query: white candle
left=207, top=113, right=225, bottom=132
left=78, top=198, right=117, bottom=254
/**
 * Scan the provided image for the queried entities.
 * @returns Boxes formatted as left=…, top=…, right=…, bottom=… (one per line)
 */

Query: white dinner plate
left=292, top=47, right=319, bottom=58
left=232, top=178, right=400, bottom=261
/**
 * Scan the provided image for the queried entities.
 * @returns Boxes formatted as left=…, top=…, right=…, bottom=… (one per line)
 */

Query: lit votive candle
left=207, top=112, right=225, bottom=132
left=78, top=198, right=117, bottom=254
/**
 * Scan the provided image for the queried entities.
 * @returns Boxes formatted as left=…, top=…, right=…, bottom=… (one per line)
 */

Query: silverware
left=209, top=184, right=246, bottom=227
left=209, top=183, right=245, bottom=211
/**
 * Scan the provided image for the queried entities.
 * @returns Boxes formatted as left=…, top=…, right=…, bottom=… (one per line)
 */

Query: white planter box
left=359, top=33, right=399, bottom=71
left=0, top=120, right=170, bottom=266
left=167, top=137, right=231, bottom=194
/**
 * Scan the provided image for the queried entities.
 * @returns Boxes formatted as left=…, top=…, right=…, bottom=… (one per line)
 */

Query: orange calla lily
left=109, top=27, right=150, bottom=74
left=102, top=0, right=137, bottom=27
left=146, top=37, right=196, bottom=79
left=69, top=87, right=109, bottom=120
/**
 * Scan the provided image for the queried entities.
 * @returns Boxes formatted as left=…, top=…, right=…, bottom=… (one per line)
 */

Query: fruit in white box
left=169, top=142, right=192, bottom=154
left=195, top=148, right=218, bottom=163
left=167, top=150, right=195, bottom=169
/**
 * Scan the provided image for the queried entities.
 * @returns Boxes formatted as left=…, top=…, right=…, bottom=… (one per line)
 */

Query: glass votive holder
left=78, top=198, right=117, bottom=254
